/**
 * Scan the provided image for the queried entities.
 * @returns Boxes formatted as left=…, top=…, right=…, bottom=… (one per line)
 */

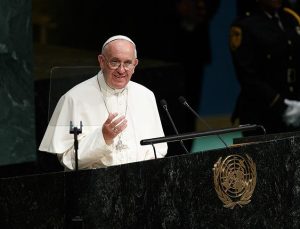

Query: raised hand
left=102, top=113, right=127, bottom=145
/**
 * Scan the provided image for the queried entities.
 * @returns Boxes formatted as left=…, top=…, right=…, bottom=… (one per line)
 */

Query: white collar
left=97, top=71, right=127, bottom=95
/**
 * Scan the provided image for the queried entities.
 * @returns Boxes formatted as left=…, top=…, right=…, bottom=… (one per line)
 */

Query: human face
left=98, top=40, right=138, bottom=89
left=258, top=0, right=282, bottom=12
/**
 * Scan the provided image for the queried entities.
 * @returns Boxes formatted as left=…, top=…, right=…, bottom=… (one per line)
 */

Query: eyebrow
left=110, top=57, right=134, bottom=62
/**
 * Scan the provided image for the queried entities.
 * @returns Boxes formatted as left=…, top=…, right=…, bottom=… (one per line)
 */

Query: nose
left=116, top=63, right=126, bottom=73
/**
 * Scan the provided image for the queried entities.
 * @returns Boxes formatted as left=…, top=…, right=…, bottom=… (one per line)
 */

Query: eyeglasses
left=102, top=55, right=135, bottom=71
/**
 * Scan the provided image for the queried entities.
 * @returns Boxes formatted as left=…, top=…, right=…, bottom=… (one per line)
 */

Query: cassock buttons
left=296, top=26, right=300, bottom=35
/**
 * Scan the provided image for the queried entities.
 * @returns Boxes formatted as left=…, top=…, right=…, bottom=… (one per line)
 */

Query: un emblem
left=213, top=154, right=256, bottom=209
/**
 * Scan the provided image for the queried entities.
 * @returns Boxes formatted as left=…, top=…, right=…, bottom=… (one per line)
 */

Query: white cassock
left=39, top=71, right=168, bottom=169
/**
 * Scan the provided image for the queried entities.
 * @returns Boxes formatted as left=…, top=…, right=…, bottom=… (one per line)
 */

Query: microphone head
left=160, top=99, right=168, bottom=110
left=178, top=96, right=186, bottom=104
left=178, top=96, right=188, bottom=106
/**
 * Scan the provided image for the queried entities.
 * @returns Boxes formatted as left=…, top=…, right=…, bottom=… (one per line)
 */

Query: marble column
left=0, top=0, right=35, bottom=165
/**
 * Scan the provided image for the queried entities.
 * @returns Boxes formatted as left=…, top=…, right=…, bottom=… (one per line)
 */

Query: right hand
left=102, top=113, right=127, bottom=145
left=283, top=99, right=300, bottom=127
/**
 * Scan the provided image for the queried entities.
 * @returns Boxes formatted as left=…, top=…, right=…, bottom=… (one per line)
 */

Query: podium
left=1, top=132, right=300, bottom=228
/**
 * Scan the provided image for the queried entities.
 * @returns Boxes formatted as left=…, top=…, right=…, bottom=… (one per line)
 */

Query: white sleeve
left=39, top=93, right=115, bottom=170
left=60, top=127, right=115, bottom=170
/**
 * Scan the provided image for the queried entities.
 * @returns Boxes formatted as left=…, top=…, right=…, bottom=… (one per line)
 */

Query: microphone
left=178, top=96, right=230, bottom=150
left=160, top=99, right=190, bottom=154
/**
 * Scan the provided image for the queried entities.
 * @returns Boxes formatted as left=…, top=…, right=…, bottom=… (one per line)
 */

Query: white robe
left=39, top=71, right=168, bottom=169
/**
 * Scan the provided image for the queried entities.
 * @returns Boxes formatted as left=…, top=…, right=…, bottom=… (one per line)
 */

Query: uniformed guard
left=230, top=0, right=300, bottom=134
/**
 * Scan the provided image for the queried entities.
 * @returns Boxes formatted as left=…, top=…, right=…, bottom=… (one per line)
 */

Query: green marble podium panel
left=2, top=134, right=300, bottom=228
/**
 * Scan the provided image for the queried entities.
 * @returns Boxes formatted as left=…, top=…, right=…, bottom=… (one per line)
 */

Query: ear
left=98, top=55, right=104, bottom=69
left=134, top=58, right=139, bottom=67
left=132, top=58, right=138, bottom=73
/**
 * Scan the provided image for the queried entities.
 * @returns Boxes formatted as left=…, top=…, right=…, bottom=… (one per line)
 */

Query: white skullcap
left=101, top=35, right=136, bottom=52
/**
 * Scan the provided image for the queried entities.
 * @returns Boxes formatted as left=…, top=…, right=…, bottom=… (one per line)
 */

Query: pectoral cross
left=116, top=137, right=128, bottom=151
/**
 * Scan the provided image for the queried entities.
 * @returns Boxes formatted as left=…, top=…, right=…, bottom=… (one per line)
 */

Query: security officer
left=230, top=0, right=300, bottom=134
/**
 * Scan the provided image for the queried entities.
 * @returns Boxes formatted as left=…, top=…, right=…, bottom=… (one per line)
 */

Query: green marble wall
left=0, top=0, right=36, bottom=166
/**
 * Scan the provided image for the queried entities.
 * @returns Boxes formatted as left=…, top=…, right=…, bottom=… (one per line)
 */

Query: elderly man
left=39, top=35, right=168, bottom=170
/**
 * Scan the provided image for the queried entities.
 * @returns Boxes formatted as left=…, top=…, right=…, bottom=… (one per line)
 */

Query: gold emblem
left=229, top=26, right=242, bottom=51
left=213, top=154, right=256, bottom=209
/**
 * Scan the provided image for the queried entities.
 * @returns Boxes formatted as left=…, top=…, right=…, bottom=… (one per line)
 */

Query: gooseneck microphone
left=160, top=99, right=190, bottom=154
left=178, top=96, right=230, bottom=149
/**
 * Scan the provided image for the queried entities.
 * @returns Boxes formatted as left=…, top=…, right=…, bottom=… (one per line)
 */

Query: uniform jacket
left=230, top=7, right=300, bottom=133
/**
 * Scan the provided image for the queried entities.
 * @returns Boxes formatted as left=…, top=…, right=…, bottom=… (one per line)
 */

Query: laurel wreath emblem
left=213, top=154, right=256, bottom=209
